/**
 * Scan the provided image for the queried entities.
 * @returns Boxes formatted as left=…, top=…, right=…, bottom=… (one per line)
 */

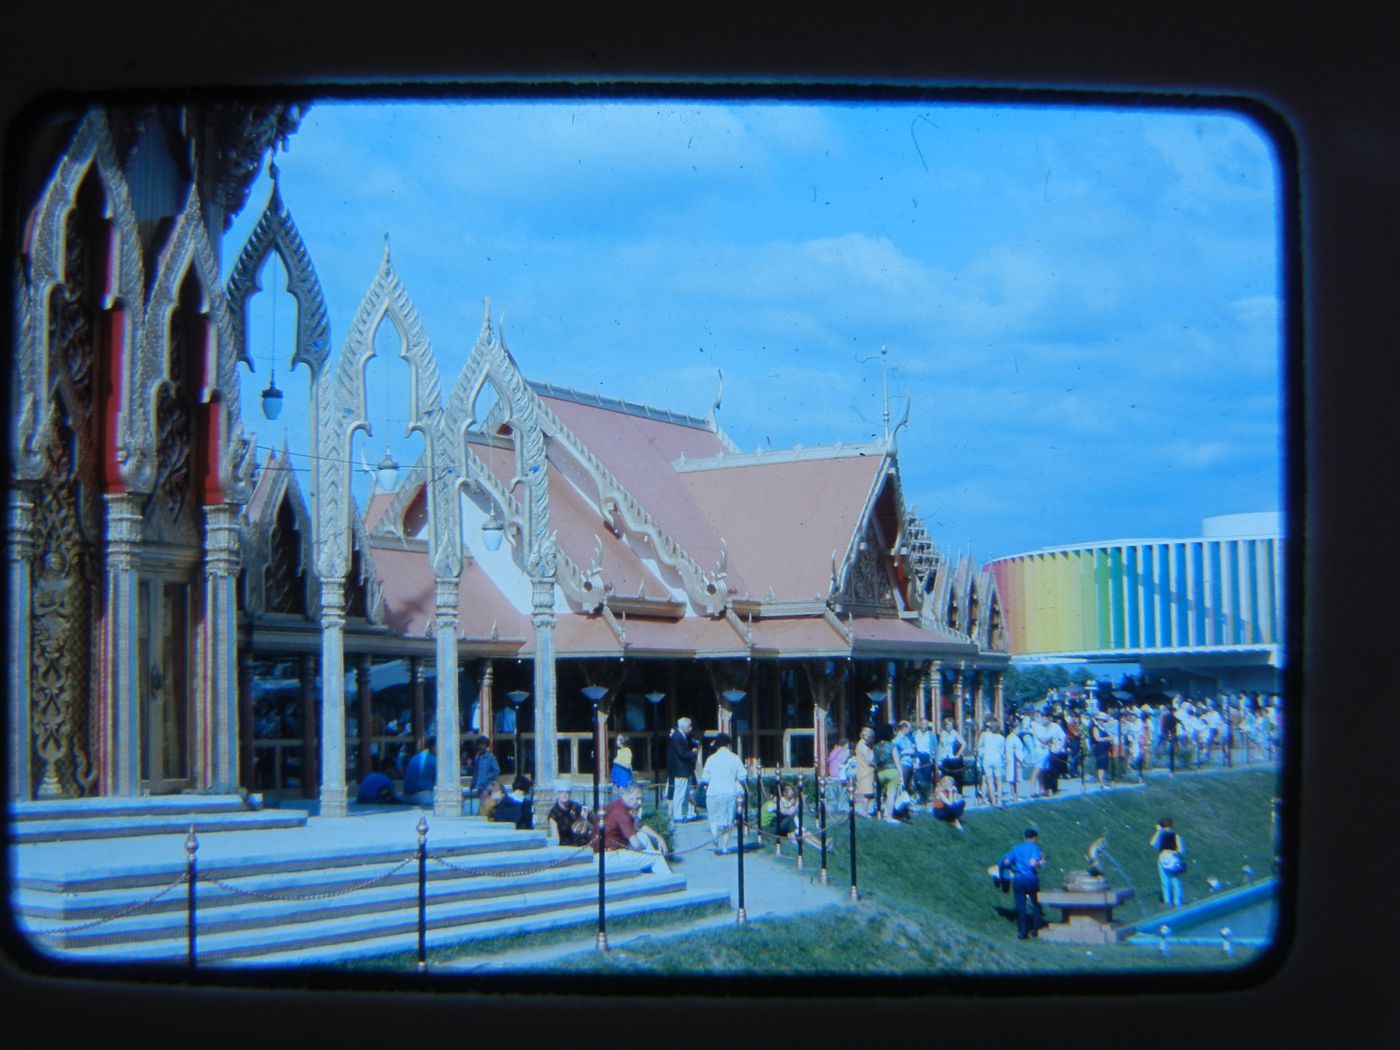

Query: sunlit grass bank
left=547, top=767, right=1281, bottom=976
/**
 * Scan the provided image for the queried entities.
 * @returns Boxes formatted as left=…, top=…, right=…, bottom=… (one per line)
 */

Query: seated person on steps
left=490, top=774, right=535, bottom=830
left=402, top=735, right=437, bottom=806
left=594, top=783, right=669, bottom=872
left=546, top=783, right=595, bottom=846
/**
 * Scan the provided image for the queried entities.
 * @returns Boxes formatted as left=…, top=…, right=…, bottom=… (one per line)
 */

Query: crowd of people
left=343, top=691, right=1272, bottom=932
left=812, top=691, right=1282, bottom=826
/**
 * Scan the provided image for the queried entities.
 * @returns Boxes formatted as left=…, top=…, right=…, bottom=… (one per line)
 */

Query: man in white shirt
left=699, top=732, right=746, bottom=855
left=976, top=720, right=1006, bottom=807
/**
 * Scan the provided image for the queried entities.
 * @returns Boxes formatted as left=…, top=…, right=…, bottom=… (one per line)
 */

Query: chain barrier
left=200, top=855, right=416, bottom=902
left=24, top=873, right=188, bottom=939
left=427, top=842, right=596, bottom=878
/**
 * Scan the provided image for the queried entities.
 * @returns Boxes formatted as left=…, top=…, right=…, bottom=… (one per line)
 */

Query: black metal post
left=593, top=706, right=608, bottom=952
left=847, top=778, right=859, bottom=901
left=796, top=773, right=805, bottom=870
left=416, top=817, right=428, bottom=972
left=818, top=773, right=829, bottom=886
left=185, top=826, right=198, bottom=970
left=1114, top=714, right=1122, bottom=785
left=736, top=798, right=747, bottom=924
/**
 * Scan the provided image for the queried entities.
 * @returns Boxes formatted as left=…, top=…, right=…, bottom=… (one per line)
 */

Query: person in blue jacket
left=402, top=735, right=437, bottom=805
left=999, top=827, right=1047, bottom=939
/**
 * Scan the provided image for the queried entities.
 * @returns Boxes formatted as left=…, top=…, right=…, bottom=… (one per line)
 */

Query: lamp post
left=865, top=689, right=885, bottom=814
left=866, top=689, right=886, bottom=728
left=721, top=688, right=746, bottom=819
left=646, top=691, right=666, bottom=809
left=582, top=685, right=610, bottom=952
left=260, top=251, right=284, bottom=420
left=505, top=690, right=529, bottom=776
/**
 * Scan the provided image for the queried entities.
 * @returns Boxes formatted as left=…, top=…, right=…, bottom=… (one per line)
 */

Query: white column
left=104, top=492, right=143, bottom=795
left=1202, top=541, right=1216, bottom=646
left=531, top=577, right=558, bottom=791
left=203, top=503, right=241, bottom=791
left=1184, top=542, right=1198, bottom=646
left=1164, top=546, right=1176, bottom=646
left=7, top=489, right=35, bottom=801
left=318, top=578, right=349, bottom=817
left=1136, top=544, right=1148, bottom=650
left=433, top=577, right=461, bottom=817
left=1220, top=539, right=1236, bottom=646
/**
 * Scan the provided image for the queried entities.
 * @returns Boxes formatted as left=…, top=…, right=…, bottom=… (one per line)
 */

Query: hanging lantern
left=375, top=446, right=400, bottom=491
left=261, top=371, right=284, bottom=419
left=481, top=510, right=505, bottom=551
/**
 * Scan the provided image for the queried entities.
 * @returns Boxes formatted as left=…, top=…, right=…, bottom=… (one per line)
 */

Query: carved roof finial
left=889, top=388, right=912, bottom=449
left=706, top=368, right=724, bottom=432
left=479, top=295, right=493, bottom=341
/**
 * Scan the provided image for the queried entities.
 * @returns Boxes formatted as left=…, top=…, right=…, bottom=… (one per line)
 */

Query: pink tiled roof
left=363, top=490, right=397, bottom=533
left=680, top=454, right=885, bottom=601
left=848, top=616, right=977, bottom=656
left=470, top=434, right=671, bottom=599
left=749, top=616, right=850, bottom=656
left=370, top=545, right=528, bottom=644
left=540, top=395, right=733, bottom=578
left=521, top=614, right=624, bottom=657
left=616, top=615, right=750, bottom=658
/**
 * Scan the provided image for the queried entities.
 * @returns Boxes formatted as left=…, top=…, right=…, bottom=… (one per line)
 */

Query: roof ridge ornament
left=889, top=389, right=912, bottom=450
left=706, top=368, right=724, bottom=431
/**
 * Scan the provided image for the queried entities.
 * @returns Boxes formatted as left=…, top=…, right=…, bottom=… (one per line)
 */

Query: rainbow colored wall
left=988, top=534, right=1283, bottom=656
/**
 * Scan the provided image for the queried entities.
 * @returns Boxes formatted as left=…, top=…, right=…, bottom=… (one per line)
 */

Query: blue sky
left=226, top=97, right=1283, bottom=562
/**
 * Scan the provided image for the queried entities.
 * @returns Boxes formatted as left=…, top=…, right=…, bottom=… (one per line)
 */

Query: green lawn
left=545, top=767, right=1282, bottom=975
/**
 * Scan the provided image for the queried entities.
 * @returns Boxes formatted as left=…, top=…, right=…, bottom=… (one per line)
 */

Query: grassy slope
left=549, top=767, right=1281, bottom=975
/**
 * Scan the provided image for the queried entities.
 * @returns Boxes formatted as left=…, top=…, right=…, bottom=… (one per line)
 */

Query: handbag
left=1159, top=848, right=1186, bottom=875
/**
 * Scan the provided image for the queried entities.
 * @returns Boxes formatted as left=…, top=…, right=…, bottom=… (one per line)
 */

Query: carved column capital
left=204, top=503, right=241, bottom=577
left=102, top=492, right=143, bottom=573
left=321, top=577, right=346, bottom=625
left=7, top=487, right=36, bottom=559
left=531, top=577, right=556, bottom=629
left=435, top=576, right=459, bottom=626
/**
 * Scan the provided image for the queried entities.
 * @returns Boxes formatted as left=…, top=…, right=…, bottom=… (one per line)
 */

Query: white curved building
left=987, top=514, right=1284, bottom=692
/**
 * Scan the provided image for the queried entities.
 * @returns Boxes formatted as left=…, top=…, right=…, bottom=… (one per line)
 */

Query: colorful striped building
left=987, top=513, right=1283, bottom=691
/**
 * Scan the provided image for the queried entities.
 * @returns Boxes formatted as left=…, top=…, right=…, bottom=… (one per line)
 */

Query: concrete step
left=15, top=843, right=596, bottom=919
left=11, top=809, right=308, bottom=844
left=19, top=854, right=643, bottom=949
left=8, top=795, right=254, bottom=822
left=245, top=885, right=735, bottom=967
left=13, top=825, right=540, bottom=893
left=24, top=861, right=698, bottom=965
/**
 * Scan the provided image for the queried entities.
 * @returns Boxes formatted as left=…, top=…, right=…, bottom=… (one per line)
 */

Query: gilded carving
left=137, top=184, right=245, bottom=502
left=17, top=110, right=144, bottom=487
left=29, top=411, right=98, bottom=797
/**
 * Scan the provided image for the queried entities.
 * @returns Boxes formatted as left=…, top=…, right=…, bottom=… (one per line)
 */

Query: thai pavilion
left=7, top=103, right=1009, bottom=816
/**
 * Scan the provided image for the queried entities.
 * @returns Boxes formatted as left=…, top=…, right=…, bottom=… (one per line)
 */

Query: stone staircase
left=9, top=796, right=729, bottom=966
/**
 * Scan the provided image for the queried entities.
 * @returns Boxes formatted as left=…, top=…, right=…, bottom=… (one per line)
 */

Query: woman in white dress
left=976, top=720, right=1006, bottom=807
